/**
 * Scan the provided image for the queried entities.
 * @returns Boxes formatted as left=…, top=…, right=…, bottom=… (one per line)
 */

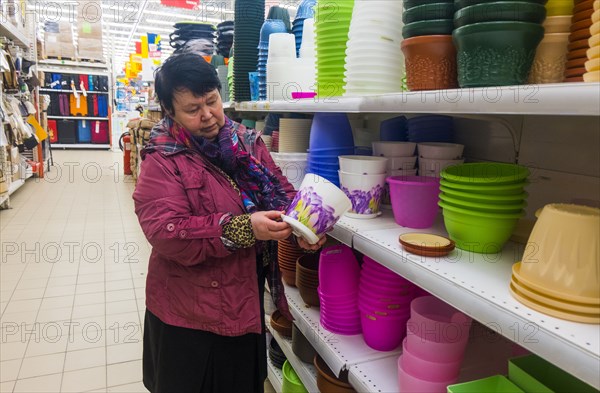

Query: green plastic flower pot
left=455, top=0, right=548, bottom=10
left=454, top=2, right=547, bottom=28
left=448, top=375, right=525, bottom=393
left=453, top=21, right=544, bottom=87
left=440, top=185, right=529, bottom=204
left=403, top=19, right=455, bottom=38
left=439, top=192, right=527, bottom=213
left=440, top=178, right=528, bottom=195
left=282, top=360, right=308, bottom=393
left=441, top=162, right=530, bottom=185
left=440, top=200, right=523, bottom=253
left=403, top=3, right=455, bottom=24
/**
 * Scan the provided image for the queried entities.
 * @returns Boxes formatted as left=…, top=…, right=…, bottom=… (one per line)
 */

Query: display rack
left=265, top=315, right=319, bottom=393
left=0, top=23, right=31, bottom=49
left=267, top=353, right=284, bottom=393
left=234, top=83, right=600, bottom=116
left=326, top=211, right=600, bottom=389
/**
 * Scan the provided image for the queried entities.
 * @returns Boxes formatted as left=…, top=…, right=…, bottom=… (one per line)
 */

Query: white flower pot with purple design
left=339, top=171, right=387, bottom=219
left=282, top=174, right=352, bottom=244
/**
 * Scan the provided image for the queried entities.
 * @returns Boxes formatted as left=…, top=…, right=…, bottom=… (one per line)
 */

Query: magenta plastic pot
left=320, top=305, right=360, bottom=320
left=362, top=256, right=398, bottom=275
left=406, top=320, right=468, bottom=363
left=318, top=287, right=359, bottom=304
left=359, top=293, right=412, bottom=313
left=360, top=311, right=408, bottom=351
left=358, top=302, right=411, bottom=319
left=359, top=275, right=414, bottom=296
left=397, top=354, right=457, bottom=393
left=319, top=297, right=358, bottom=311
left=401, top=338, right=462, bottom=382
left=361, top=265, right=414, bottom=286
left=320, top=317, right=362, bottom=335
left=387, top=176, right=441, bottom=229
left=409, top=296, right=472, bottom=343
left=319, top=245, right=361, bottom=296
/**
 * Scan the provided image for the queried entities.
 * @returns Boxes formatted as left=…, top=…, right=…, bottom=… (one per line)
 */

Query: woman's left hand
left=297, top=235, right=326, bottom=251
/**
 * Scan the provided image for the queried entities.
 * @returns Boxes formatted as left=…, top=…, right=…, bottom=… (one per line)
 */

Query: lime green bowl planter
left=440, top=185, right=529, bottom=204
left=439, top=192, right=527, bottom=213
left=282, top=360, right=308, bottom=393
left=508, top=355, right=600, bottom=393
left=440, top=200, right=523, bottom=253
left=441, top=162, right=530, bottom=185
left=448, top=375, right=525, bottom=393
left=440, top=178, right=528, bottom=195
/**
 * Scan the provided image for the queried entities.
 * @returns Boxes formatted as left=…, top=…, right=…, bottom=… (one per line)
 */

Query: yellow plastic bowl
left=585, top=57, right=600, bottom=71
left=583, top=70, right=600, bottom=81
left=588, top=42, right=600, bottom=58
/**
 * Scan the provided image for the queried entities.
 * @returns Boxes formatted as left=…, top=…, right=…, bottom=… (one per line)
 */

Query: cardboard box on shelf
left=77, top=37, right=105, bottom=62
left=43, top=21, right=76, bottom=59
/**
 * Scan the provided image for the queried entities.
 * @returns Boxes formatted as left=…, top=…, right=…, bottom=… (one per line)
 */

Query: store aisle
left=0, top=150, right=149, bottom=393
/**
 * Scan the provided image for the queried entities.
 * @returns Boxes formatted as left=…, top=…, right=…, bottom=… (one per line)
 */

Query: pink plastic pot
left=409, top=296, right=472, bottom=344
left=360, top=311, right=408, bottom=351
left=359, top=288, right=414, bottom=304
left=397, top=354, right=456, bottom=393
left=358, top=296, right=412, bottom=316
left=360, top=270, right=416, bottom=290
left=320, top=305, right=359, bottom=320
left=319, top=245, right=360, bottom=296
left=361, top=264, right=413, bottom=285
left=406, top=320, right=468, bottom=363
left=401, top=338, right=461, bottom=382
left=319, top=297, right=358, bottom=311
left=359, top=276, right=414, bottom=297
left=387, top=176, right=441, bottom=229
left=318, top=288, right=358, bottom=305
left=321, top=317, right=362, bottom=335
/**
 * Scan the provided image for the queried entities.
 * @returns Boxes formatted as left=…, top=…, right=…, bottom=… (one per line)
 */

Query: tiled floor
left=1, top=150, right=278, bottom=393
left=1, top=150, right=147, bottom=393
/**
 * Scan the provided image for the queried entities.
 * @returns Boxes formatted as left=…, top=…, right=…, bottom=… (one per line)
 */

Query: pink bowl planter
left=401, top=338, right=461, bottom=383
left=397, top=354, right=456, bottom=393
left=360, top=311, right=408, bottom=351
left=406, top=320, right=468, bottom=363
left=319, top=245, right=360, bottom=296
left=361, top=264, right=413, bottom=285
left=387, top=176, right=441, bottom=229
left=318, top=288, right=358, bottom=305
left=409, top=296, right=472, bottom=344
left=321, top=317, right=362, bottom=335
left=360, top=276, right=415, bottom=297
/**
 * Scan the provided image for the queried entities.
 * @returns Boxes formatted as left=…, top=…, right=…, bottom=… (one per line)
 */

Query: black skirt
left=143, top=263, right=267, bottom=393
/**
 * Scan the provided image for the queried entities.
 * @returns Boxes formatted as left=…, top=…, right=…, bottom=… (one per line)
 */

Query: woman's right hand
left=251, top=211, right=293, bottom=241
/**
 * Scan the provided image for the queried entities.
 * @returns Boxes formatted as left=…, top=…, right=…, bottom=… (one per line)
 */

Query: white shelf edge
left=47, top=116, right=109, bottom=120
left=267, top=353, right=284, bottom=393
left=266, top=315, right=319, bottom=393
left=51, top=144, right=110, bottom=149
left=348, top=355, right=399, bottom=393
left=0, top=23, right=31, bottom=48
left=38, top=59, right=108, bottom=69
left=232, top=84, right=600, bottom=116
left=8, top=179, right=25, bottom=195
left=284, top=285, right=402, bottom=378
left=0, top=193, right=9, bottom=206
left=36, top=66, right=110, bottom=76
left=331, top=211, right=599, bottom=390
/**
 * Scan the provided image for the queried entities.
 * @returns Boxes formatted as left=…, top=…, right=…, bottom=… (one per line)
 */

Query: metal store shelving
left=0, top=23, right=31, bottom=49
left=265, top=315, right=319, bottom=393
left=284, top=285, right=401, bottom=378
left=267, top=353, right=284, bottom=393
left=235, top=83, right=600, bottom=116
left=326, top=211, right=600, bottom=389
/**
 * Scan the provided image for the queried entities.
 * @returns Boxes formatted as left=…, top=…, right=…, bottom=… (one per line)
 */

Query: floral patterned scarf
left=166, top=115, right=293, bottom=320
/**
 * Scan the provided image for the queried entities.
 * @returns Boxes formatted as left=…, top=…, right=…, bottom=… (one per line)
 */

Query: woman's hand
left=297, top=235, right=327, bottom=251
left=251, top=211, right=293, bottom=241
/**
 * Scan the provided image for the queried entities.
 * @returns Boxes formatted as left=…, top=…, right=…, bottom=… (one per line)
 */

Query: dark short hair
left=154, top=53, right=222, bottom=114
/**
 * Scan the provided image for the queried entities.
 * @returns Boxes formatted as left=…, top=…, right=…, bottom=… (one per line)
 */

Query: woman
left=133, top=53, right=325, bottom=392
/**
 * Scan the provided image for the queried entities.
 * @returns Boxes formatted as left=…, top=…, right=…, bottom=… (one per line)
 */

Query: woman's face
left=170, top=88, right=225, bottom=140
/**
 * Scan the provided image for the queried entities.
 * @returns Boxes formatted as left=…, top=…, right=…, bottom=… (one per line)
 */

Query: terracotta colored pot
left=570, top=18, right=593, bottom=32
left=564, top=75, right=585, bottom=81
left=298, top=284, right=320, bottom=306
left=569, top=28, right=592, bottom=42
left=565, top=57, right=587, bottom=68
left=271, top=310, right=293, bottom=337
left=568, top=38, right=590, bottom=50
left=401, top=35, right=458, bottom=91
left=573, top=8, right=594, bottom=23
left=314, top=355, right=357, bottom=393
left=567, top=48, right=588, bottom=59
left=574, top=0, right=594, bottom=12
left=292, top=324, right=317, bottom=363
left=564, top=66, right=587, bottom=77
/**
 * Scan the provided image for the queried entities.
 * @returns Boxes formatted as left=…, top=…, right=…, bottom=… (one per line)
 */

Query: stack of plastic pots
left=296, top=253, right=320, bottom=307
left=564, top=0, right=596, bottom=82
left=338, top=156, right=388, bottom=219
left=292, top=0, right=317, bottom=56
left=318, top=245, right=361, bottom=335
left=529, top=12, right=571, bottom=83
left=307, top=113, right=355, bottom=187
left=401, top=0, right=457, bottom=90
left=269, top=337, right=287, bottom=369
left=170, top=22, right=216, bottom=54
left=359, top=256, right=416, bottom=351
left=279, top=118, right=312, bottom=153
left=278, top=238, right=306, bottom=286
left=266, top=33, right=298, bottom=101
left=418, top=142, right=465, bottom=178
left=584, top=0, right=600, bottom=81
left=315, top=0, right=355, bottom=97
left=372, top=141, right=417, bottom=208
left=439, top=162, right=530, bottom=254
left=407, top=115, right=454, bottom=143
left=398, top=296, right=472, bottom=393
left=343, top=0, right=405, bottom=96
left=233, top=0, right=264, bottom=101
left=453, top=0, right=546, bottom=87
left=216, top=21, right=234, bottom=58
left=282, top=361, right=308, bottom=393
left=259, top=19, right=288, bottom=100
left=510, top=204, right=600, bottom=323
left=270, top=152, right=308, bottom=190
left=380, top=116, right=408, bottom=142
